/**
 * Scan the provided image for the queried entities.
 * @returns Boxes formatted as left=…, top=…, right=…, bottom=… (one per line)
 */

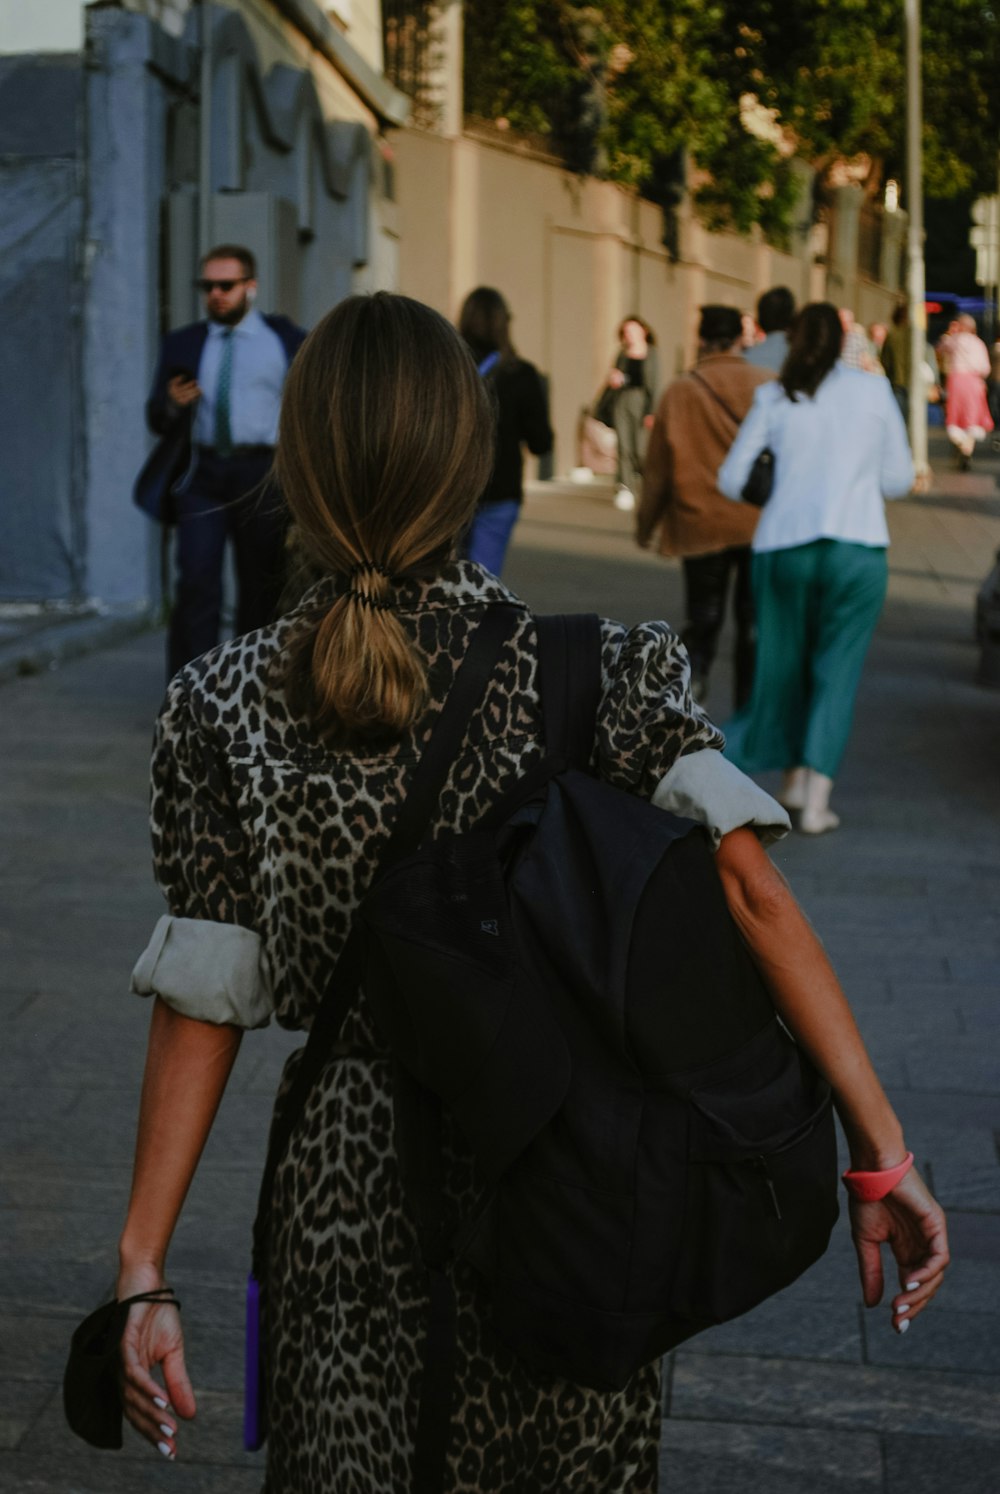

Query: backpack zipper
left=752, top=1155, right=783, bottom=1220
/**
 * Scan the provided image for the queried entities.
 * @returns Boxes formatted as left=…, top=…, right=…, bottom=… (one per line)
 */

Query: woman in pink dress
left=939, top=314, right=993, bottom=467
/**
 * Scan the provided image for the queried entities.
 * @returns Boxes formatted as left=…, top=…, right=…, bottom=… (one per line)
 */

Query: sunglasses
left=195, top=277, right=250, bottom=293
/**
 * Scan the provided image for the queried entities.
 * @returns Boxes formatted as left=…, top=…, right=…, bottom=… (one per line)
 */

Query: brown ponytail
left=780, top=302, right=844, bottom=402
left=275, top=292, right=494, bottom=745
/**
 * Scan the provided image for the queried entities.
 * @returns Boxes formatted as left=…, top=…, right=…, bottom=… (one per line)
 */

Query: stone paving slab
left=861, top=1306, right=1000, bottom=1376
left=884, top=1432, right=1000, bottom=1494
left=0, top=1388, right=265, bottom=1489
left=0, top=1305, right=245, bottom=1396
left=0, top=1461, right=264, bottom=1493
left=670, top=1354, right=1000, bottom=1439
left=917, top=1254, right=1000, bottom=1315
left=20, top=1387, right=264, bottom=1471
left=0, top=607, right=153, bottom=686
left=0, top=1263, right=119, bottom=1328
left=0, top=1382, right=55, bottom=1452
left=681, top=1293, right=863, bottom=1365
left=658, top=1419, right=883, bottom=1494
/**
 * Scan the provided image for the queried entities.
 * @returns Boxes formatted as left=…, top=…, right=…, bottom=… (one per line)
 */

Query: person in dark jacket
left=458, top=287, right=553, bottom=576
left=143, top=244, right=306, bottom=677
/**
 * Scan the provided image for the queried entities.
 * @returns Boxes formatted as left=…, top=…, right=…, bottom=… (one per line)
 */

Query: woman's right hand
left=848, top=1165, right=950, bottom=1333
left=116, top=1262, right=196, bottom=1460
left=607, top=368, right=625, bottom=389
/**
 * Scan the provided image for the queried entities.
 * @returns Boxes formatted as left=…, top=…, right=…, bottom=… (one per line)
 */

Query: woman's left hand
left=848, top=1165, right=950, bottom=1333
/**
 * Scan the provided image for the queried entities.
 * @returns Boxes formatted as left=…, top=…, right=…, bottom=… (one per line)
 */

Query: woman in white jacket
left=718, top=302, right=914, bottom=833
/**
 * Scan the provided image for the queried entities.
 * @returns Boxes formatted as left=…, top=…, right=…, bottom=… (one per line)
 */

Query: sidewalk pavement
left=0, top=601, right=155, bottom=686
left=1, top=435, right=998, bottom=1491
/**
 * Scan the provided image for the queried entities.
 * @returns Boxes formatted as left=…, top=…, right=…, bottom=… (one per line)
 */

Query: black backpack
left=252, top=606, right=839, bottom=1488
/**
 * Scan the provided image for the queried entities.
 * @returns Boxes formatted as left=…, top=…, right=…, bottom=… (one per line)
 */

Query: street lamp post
left=905, top=0, right=929, bottom=480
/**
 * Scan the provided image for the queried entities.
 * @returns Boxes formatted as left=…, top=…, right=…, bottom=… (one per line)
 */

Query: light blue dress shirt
left=193, top=309, right=288, bottom=449
left=718, top=363, right=915, bottom=552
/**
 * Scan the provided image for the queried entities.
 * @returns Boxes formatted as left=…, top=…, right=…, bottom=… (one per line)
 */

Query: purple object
left=243, top=1272, right=266, bottom=1451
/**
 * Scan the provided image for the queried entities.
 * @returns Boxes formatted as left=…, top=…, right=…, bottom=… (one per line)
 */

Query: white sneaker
left=613, top=486, right=635, bottom=512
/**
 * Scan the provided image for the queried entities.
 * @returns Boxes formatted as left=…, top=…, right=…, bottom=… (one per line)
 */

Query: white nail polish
left=157, top=1440, right=175, bottom=1459
left=159, top=1423, right=174, bottom=1438
left=895, top=1303, right=910, bottom=1315
left=897, top=1317, right=910, bottom=1335
left=153, top=1396, right=168, bottom=1409
left=905, top=1280, right=920, bottom=1291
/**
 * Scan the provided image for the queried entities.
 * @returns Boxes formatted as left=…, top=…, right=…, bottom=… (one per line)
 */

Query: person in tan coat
left=637, top=305, right=774, bottom=707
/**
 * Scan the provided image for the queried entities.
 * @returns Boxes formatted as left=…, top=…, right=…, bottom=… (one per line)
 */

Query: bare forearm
left=119, top=997, right=243, bottom=1272
left=715, top=829, right=905, bottom=1170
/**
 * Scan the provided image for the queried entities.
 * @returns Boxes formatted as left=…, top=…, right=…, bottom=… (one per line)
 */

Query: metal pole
left=986, top=168, right=992, bottom=342
left=905, top=0, right=929, bottom=480
left=198, top=0, right=213, bottom=256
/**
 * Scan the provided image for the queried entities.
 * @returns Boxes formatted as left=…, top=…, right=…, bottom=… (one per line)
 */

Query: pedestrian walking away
left=458, top=286, right=553, bottom=576
left=602, top=315, right=658, bottom=510
left=637, top=304, right=773, bottom=709
left=880, top=303, right=940, bottom=430
left=718, top=301, right=915, bottom=834
left=142, top=243, right=307, bottom=678
left=937, top=313, right=993, bottom=467
left=743, top=286, right=796, bottom=373
left=104, top=292, right=947, bottom=1493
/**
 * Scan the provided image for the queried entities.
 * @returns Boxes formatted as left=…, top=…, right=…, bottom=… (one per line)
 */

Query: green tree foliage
left=463, top=1, right=1000, bottom=232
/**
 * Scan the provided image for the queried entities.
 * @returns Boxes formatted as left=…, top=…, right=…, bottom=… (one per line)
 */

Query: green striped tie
left=214, top=329, right=234, bottom=456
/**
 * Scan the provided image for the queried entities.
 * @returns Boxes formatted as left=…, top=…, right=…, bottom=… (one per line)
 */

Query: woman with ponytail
left=115, top=292, right=733, bottom=1491
left=109, top=293, right=945, bottom=1491
left=718, top=302, right=915, bottom=833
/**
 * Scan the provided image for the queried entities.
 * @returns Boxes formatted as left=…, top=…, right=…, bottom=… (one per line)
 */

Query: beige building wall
left=396, top=129, right=901, bottom=477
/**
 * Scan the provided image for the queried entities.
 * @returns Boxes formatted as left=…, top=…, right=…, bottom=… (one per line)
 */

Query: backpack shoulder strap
left=383, top=603, right=522, bottom=859
left=251, top=603, right=522, bottom=1274
left=535, top=613, right=603, bottom=770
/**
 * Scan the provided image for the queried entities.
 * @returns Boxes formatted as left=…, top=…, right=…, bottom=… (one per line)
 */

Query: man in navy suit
left=144, top=244, right=307, bottom=677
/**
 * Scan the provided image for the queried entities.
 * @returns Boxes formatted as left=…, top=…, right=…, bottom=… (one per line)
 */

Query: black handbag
left=740, top=446, right=775, bottom=507
left=690, top=370, right=775, bottom=507
left=593, top=384, right=618, bottom=428
left=133, top=412, right=193, bottom=524
left=63, top=1289, right=180, bottom=1449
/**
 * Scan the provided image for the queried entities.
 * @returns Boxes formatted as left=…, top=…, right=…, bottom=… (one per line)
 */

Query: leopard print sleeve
left=149, top=674, right=257, bottom=930
left=596, top=618, right=725, bottom=798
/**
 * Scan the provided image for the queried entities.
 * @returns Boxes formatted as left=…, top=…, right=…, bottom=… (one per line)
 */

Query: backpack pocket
left=668, top=1021, right=839, bottom=1326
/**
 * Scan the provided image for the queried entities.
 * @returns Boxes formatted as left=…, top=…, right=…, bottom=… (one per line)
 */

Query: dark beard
left=210, top=293, right=251, bottom=326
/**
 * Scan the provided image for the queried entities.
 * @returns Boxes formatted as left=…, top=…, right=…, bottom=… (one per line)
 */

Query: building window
left=382, top=1, right=440, bottom=130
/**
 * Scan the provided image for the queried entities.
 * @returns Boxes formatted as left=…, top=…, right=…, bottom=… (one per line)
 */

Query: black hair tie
left=344, top=558, right=396, bottom=610
left=347, top=590, right=395, bottom=610
left=347, top=559, right=393, bottom=582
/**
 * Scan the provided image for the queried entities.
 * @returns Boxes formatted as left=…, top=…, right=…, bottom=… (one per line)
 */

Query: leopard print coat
left=150, top=561, right=723, bottom=1494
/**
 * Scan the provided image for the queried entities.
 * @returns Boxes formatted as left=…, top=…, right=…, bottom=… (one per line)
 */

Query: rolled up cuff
left=130, top=915, right=273, bottom=1029
left=652, top=747, right=790, bottom=849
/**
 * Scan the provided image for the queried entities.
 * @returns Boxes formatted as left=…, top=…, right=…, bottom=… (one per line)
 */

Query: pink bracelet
left=842, top=1151, right=914, bottom=1202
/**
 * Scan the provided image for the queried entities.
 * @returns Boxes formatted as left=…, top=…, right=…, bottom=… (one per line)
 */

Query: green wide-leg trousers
left=723, top=539, right=888, bottom=780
